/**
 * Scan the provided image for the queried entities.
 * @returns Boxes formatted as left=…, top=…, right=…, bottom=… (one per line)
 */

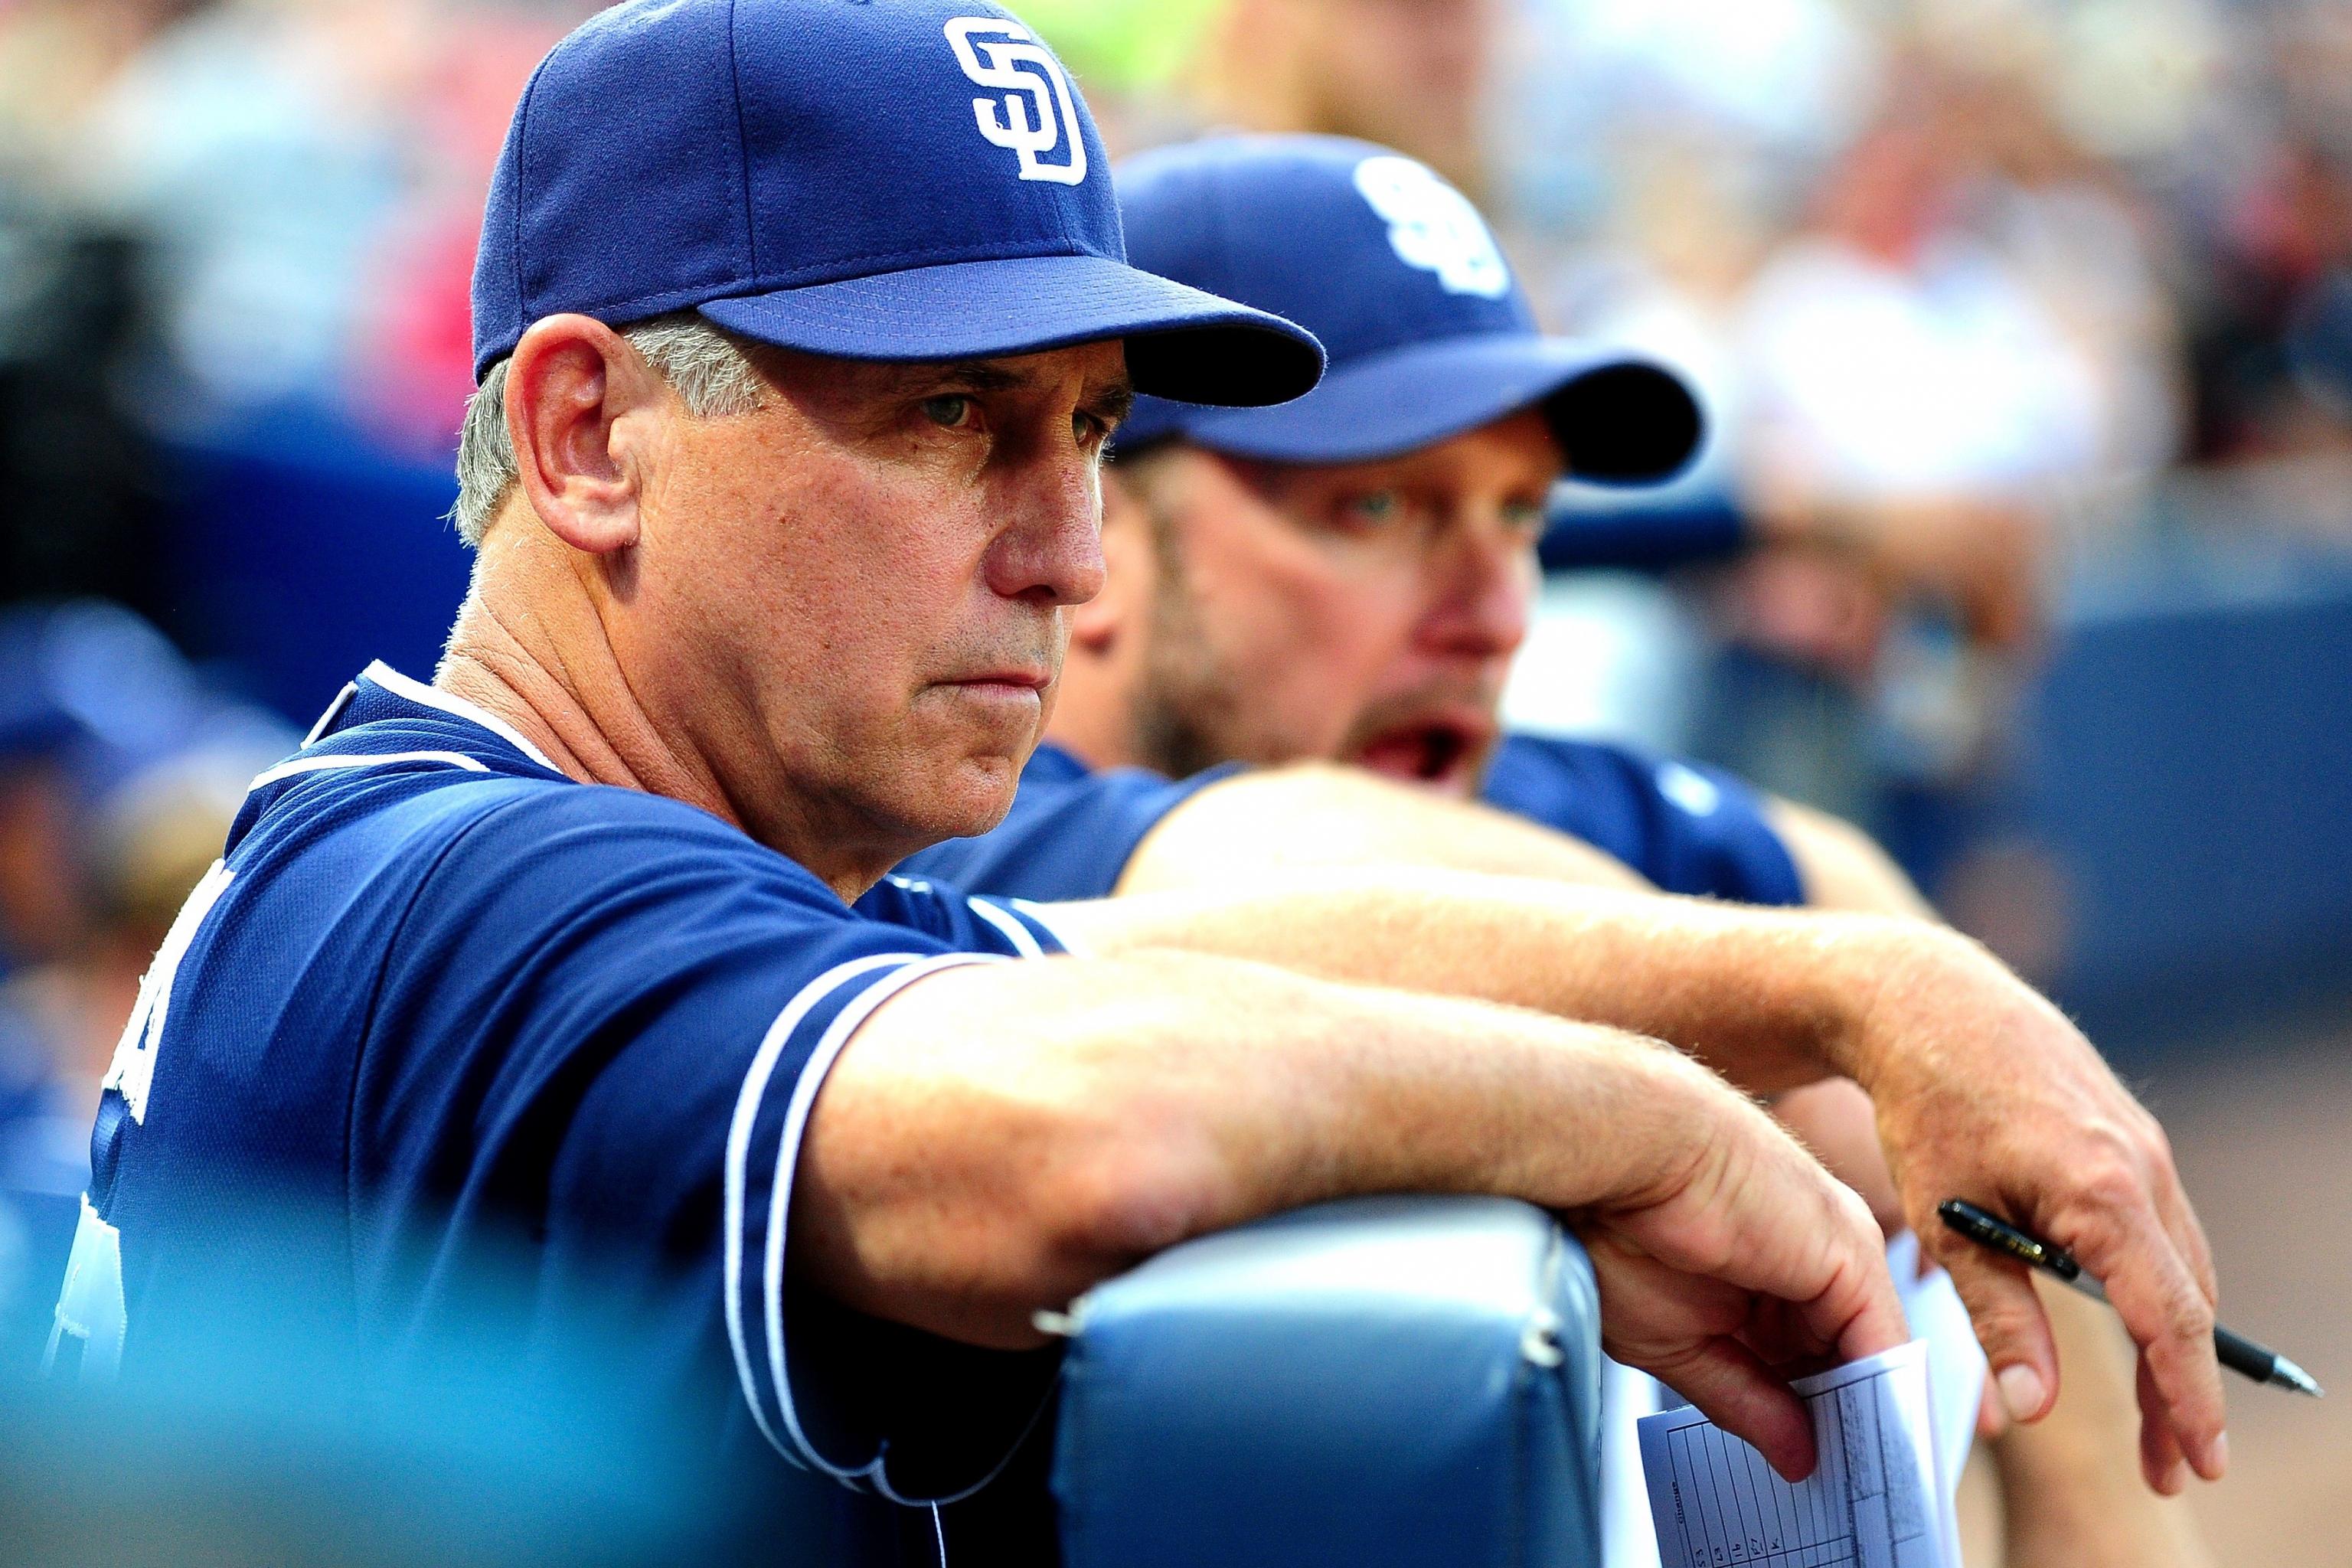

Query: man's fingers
left=1769, top=1181, right=1906, bottom=1367
left=2138, top=1358, right=2189, bottom=1495
left=1934, top=1243, right=2058, bottom=1422
left=1646, top=1338, right=1818, bottom=1483
left=1826, top=1242, right=1910, bottom=1365
left=2069, top=1210, right=2228, bottom=1480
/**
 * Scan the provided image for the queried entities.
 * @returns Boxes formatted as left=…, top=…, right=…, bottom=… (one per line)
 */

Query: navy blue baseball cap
left=1112, top=136, right=1701, bottom=480
left=470, top=0, right=1322, bottom=406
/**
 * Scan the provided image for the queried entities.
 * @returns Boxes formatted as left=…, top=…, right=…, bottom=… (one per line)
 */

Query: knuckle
left=2166, top=1290, right=2215, bottom=1345
left=2079, top=1142, right=2154, bottom=1213
left=2076, top=1153, right=2145, bottom=1214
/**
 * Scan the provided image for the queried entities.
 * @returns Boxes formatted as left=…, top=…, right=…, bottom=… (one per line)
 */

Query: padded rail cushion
left=1052, top=1196, right=1606, bottom=1568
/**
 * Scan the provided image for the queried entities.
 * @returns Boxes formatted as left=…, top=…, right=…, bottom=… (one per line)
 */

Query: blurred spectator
left=1, top=0, right=583, bottom=454
left=0, top=181, right=165, bottom=623
left=0, top=1, right=210, bottom=176
left=0, top=602, right=292, bottom=1366
left=1196, top=0, right=1501, bottom=195
left=0, top=596, right=289, bottom=1020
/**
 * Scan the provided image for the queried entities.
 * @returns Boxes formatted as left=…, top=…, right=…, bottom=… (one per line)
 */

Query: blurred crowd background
left=0, top=0, right=2344, bottom=1560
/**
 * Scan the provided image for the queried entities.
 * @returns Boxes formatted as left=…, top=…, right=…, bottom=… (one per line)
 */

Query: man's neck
left=434, top=532, right=886, bottom=903
left=436, top=555, right=705, bottom=804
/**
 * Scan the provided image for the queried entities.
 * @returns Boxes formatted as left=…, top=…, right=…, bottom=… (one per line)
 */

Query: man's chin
left=900, top=753, right=1030, bottom=842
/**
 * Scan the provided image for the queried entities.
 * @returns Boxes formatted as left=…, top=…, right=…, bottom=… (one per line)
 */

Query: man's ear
left=503, top=314, right=668, bottom=556
left=1072, top=464, right=1155, bottom=654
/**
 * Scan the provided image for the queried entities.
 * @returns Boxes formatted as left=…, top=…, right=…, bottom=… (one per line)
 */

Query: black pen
left=1939, top=1198, right=2324, bottom=1398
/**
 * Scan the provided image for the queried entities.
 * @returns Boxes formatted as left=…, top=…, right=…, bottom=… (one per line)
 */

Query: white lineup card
left=1635, top=1341, right=1958, bottom=1568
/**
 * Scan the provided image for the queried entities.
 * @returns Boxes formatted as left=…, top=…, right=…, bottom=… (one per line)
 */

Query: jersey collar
left=300, top=662, right=565, bottom=776
left=354, top=663, right=564, bottom=774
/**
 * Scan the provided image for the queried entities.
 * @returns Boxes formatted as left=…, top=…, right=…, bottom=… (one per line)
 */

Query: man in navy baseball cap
left=467, top=0, right=1321, bottom=405
left=1031, top=132, right=1715, bottom=795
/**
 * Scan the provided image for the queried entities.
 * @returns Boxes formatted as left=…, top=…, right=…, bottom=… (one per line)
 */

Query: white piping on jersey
left=362, top=661, right=564, bottom=775
left=725, top=954, right=911, bottom=1466
left=965, top=897, right=1044, bottom=958
left=763, top=951, right=1020, bottom=1507
left=248, top=750, right=491, bottom=792
left=101, top=859, right=235, bottom=1125
left=302, top=681, right=359, bottom=747
left=722, top=953, right=938, bottom=1468
left=1006, top=898, right=1085, bottom=956
left=721, top=950, right=1011, bottom=1498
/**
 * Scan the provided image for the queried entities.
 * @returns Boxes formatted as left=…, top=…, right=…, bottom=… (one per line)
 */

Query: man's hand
left=1770, top=1076, right=1906, bottom=1238
left=1834, top=926, right=2226, bottom=1491
left=1573, top=1051, right=1909, bottom=1481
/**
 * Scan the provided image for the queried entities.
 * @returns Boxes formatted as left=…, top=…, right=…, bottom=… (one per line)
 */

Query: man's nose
left=985, top=452, right=1108, bottom=607
left=1420, top=519, right=1532, bottom=661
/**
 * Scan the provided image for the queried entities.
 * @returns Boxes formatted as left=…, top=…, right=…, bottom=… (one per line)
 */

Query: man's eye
left=1503, top=501, right=1547, bottom=536
left=1341, top=492, right=1402, bottom=528
left=921, top=395, right=973, bottom=428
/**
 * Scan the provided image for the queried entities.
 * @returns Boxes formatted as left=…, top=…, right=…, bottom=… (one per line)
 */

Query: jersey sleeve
left=895, top=755, right=1243, bottom=903
left=1480, top=733, right=1805, bottom=906
left=364, top=783, right=1063, bottom=1502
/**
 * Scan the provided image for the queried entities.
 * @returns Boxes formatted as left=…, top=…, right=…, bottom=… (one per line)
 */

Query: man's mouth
left=947, top=669, right=1053, bottom=693
left=1352, top=716, right=1493, bottom=790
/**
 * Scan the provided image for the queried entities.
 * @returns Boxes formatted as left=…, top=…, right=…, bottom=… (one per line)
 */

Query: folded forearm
left=792, top=950, right=1708, bottom=1348
left=1049, top=868, right=1919, bottom=1095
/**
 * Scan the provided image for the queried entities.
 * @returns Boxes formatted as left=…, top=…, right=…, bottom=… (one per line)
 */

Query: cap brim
left=1159, top=334, right=1703, bottom=482
left=697, top=253, right=1323, bottom=408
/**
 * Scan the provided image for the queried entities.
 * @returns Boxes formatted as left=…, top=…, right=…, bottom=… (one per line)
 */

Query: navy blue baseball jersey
left=1478, top=733, right=1803, bottom=906
left=49, top=663, right=1072, bottom=1556
left=901, top=736, right=1803, bottom=907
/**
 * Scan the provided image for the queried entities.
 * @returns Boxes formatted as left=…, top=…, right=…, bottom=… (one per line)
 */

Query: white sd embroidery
left=944, top=18, right=1088, bottom=187
left=1352, top=155, right=1510, bottom=298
